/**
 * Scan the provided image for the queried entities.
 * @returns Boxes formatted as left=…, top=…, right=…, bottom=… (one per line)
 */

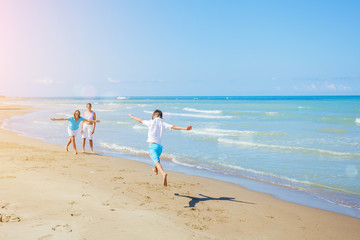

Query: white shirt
left=84, top=111, right=94, bottom=120
left=142, top=117, right=173, bottom=145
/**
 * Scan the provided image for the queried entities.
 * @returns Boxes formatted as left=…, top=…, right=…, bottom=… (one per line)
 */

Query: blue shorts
left=148, top=143, right=163, bottom=165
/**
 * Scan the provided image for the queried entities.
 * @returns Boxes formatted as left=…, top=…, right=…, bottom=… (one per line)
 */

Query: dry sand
left=0, top=98, right=359, bottom=240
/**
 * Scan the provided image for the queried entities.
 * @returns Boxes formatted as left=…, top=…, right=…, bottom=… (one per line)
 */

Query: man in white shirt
left=129, top=110, right=192, bottom=187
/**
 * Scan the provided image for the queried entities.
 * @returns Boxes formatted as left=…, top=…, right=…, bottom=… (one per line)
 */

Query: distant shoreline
left=3, top=95, right=360, bottom=101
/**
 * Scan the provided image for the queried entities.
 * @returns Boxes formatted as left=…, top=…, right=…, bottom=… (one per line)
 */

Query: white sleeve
left=142, top=120, right=152, bottom=127
left=163, top=122, right=173, bottom=130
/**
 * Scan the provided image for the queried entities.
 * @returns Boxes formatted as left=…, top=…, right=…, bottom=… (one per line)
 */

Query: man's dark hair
left=152, top=109, right=163, bottom=119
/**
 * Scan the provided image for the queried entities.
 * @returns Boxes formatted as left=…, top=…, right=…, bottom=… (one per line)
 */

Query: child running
left=129, top=110, right=192, bottom=187
left=51, top=110, right=100, bottom=154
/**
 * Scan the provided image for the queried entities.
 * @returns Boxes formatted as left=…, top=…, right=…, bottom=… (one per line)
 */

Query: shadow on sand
left=174, top=193, right=255, bottom=208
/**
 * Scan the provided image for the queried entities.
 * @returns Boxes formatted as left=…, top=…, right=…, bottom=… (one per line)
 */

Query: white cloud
left=272, top=77, right=277, bottom=81
left=324, top=82, right=352, bottom=91
left=338, top=84, right=352, bottom=91
left=304, top=83, right=317, bottom=91
left=294, top=82, right=353, bottom=92
left=107, top=77, right=120, bottom=83
left=34, top=77, right=53, bottom=85
left=324, top=82, right=336, bottom=91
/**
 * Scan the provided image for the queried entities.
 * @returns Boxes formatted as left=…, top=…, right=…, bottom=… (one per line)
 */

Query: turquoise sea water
left=2, top=96, right=360, bottom=218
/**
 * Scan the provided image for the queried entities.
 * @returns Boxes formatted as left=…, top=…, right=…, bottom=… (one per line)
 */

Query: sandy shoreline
left=0, top=98, right=360, bottom=240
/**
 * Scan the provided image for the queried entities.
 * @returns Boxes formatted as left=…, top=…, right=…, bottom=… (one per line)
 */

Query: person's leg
left=66, top=138, right=71, bottom=152
left=81, top=125, right=88, bottom=152
left=89, top=140, right=94, bottom=153
left=149, top=144, right=167, bottom=186
left=71, top=136, right=77, bottom=154
left=82, top=138, right=86, bottom=152
left=155, top=162, right=167, bottom=187
left=149, top=144, right=160, bottom=175
left=87, top=125, right=94, bottom=153
left=153, top=165, right=158, bottom=175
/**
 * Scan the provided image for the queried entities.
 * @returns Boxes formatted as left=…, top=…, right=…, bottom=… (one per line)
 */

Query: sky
left=0, top=0, right=359, bottom=97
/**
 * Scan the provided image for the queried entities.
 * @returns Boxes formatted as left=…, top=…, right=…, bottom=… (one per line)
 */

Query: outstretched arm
left=50, top=118, right=68, bottom=121
left=83, top=119, right=100, bottom=124
left=171, top=125, right=192, bottom=131
left=128, top=114, right=143, bottom=123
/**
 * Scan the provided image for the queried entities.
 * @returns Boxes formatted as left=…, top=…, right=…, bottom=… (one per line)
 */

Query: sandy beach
left=0, top=97, right=359, bottom=240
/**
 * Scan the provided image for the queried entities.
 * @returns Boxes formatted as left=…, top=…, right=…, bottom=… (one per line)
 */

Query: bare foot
left=163, top=173, right=168, bottom=187
left=74, top=151, right=78, bottom=155
left=153, top=168, right=158, bottom=175
left=65, top=146, right=69, bottom=152
left=82, top=149, right=85, bottom=153
left=90, top=150, right=95, bottom=154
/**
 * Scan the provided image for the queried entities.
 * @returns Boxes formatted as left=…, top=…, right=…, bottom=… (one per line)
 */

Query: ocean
left=2, top=96, right=360, bottom=218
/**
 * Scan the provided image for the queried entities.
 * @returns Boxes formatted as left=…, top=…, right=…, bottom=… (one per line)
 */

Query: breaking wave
left=99, top=142, right=176, bottom=161
left=189, top=128, right=257, bottom=137
left=183, top=108, right=222, bottom=114
left=143, top=111, right=233, bottom=119
left=218, top=138, right=360, bottom=157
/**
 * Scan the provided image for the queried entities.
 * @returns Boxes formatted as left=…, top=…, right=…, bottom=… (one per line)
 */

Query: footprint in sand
left=52, top=224, right=72, bottom=233
left=0, top=213, right=21, bottom=222
left=0, top=176, right=16, bottom=179
left=111, top=176, right=124, bottom=182
left=1, top=203, right=10, bottom=209
left=70, top=212, right=82, bottom=217
left=140, top=196, right=153, bottom=206
left=186, top=223, right=209, bottom=231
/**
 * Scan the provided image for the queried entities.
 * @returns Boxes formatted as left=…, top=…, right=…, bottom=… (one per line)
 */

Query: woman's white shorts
left=81, top=124, right=94, bottom=140
left=68, top=128, right=79, bottom=137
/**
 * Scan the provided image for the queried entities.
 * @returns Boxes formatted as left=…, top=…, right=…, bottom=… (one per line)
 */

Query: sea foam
left=116, top=121, right=128, bottom=125
left=217, top=162, right=312, bottom=186
left=265, top=112, right=278, bottom=116
left=143, top=111, right=233, bottom=119
left=132, top=125, right=147, bottom=130
left=99, top=142, right=176, bottom=161
left=218, top=138, right=360, bottom=157
left=183, top=107, right=222, bottom=114
left=189, top=128, right=257, bottom=137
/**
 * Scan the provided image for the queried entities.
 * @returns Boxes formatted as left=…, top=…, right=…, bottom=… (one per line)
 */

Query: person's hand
left=186, top=125, right=192, bottom=131
left=91, top=130, right=95, bottom=135
left=96, top=120, right=100, bottom=123
left=80, top=129, right=83, bottom=134
left=128, top=114, right=134, bottom=118
left=50, top=118, right=55, bottom=121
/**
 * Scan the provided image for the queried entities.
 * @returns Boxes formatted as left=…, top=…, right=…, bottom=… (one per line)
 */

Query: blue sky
left=0, top=0, right=359, bottom=97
